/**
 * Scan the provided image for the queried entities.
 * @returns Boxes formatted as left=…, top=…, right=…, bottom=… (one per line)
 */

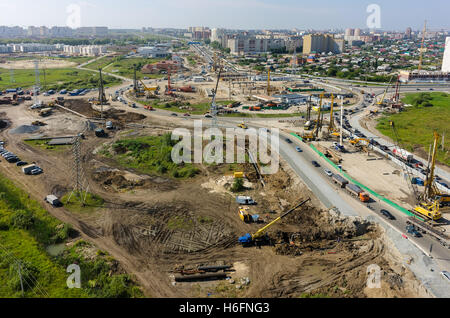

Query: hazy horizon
left=0, top=0, right=449, bottom=31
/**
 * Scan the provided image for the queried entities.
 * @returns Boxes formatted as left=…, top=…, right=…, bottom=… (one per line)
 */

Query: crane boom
left=328, top=94, right=335, bottom=132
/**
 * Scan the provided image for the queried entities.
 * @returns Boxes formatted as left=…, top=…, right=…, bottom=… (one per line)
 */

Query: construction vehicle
left=144, top=104, right=155, bottom=111
left=238, top=198, right=311, bottom=246
left=420, top=132, right=450, bottom=208
left=139, top=80, right=159, bottom=97
left=38, top=108, right=52, bottom=117
left=345, top=183, right=370, bottom=202
left=377, top=76, right=394, bottom=106
left=237, top=123, right=248, bottom=129
left=390, top=122, right=441, bottom=221
left=239, top=206, right=259, bottom=223
left=313, top=93, right=325, bottom=139
left=332, top=174, right=348, bottom=188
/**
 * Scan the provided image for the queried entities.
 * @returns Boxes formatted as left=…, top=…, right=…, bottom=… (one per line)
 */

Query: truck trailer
left=332, top=174, right=348, bottom=188
left=345, top=183, right=370, bottom=202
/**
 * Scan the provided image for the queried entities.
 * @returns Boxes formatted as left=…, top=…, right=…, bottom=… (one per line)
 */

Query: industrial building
left=302, top=34, right=344, bottom=55
left=137, top=46, right=170, bottom=58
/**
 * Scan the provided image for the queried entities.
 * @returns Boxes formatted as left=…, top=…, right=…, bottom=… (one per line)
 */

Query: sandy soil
left=0, top=98, right=430, bottom=298
left=0, top=59, right=77, bottom=69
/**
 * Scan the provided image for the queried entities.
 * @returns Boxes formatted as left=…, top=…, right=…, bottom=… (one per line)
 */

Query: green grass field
left=103, top=133, right=200, bottom=178
left=376, top=92, right=450, bottom=166
left=0, top=68, right=122, bottom=91
left=84, top=55, right=118, bottom=71
left=0, top=175, right=142, bottom=298
left=102, top=57, right=165, bottom=79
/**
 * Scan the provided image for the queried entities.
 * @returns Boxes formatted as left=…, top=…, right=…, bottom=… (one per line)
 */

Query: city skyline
left=0, top=0, right=449, bottom=31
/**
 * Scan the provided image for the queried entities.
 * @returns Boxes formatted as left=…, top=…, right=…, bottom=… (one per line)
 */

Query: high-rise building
left=303, top=34, right=344, bottom=55
left=345, top=28, right=354, bottom=37
left=354, top=28, right=361, bottom=37
left=442, top=37, right=450, bottom=72
left=405, top=27, right=412, bottom=39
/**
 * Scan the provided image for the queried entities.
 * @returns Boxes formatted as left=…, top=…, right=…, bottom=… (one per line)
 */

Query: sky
left=0, top=0, right=448, bottom=31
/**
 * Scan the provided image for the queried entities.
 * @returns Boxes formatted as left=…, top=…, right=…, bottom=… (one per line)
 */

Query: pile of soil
left=10, top=124, right=40, bottom=134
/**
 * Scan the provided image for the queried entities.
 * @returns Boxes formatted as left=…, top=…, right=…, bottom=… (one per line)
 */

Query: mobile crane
left=421, top=132, right=450, bottom=208
left=238, top=198, right=311, bottom=246
left=390, top=122, right=441, bottom=221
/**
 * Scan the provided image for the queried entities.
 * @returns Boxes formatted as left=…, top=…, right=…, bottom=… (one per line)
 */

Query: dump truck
left=332, top=174, right=348, bottom=188
left=345, top=183, right=370, bottom=202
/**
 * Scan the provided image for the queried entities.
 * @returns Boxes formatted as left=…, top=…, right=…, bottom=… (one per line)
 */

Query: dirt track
left=0, top=100, right=430, bottom=298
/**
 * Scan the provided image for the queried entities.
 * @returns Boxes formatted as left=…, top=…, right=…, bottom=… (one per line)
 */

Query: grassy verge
left=376, top=92, right=450, bottom=165
left=102, top=57, right=165, bottom=79
left=24, top=140, right=70, bottom=153
left=61, top=191, right=105, bottom=214
left=0, top=174, right=142, bottom=297
left=101, top=133, right=200, bottom=179
left=0, top=68, right=121, bottom=91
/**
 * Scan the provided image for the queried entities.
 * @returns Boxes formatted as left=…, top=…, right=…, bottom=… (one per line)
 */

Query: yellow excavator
left=238, top=198, right=311, bottom=245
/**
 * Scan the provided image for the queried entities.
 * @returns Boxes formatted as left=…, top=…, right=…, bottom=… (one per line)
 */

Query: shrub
left=9, top=210, right=35, bottom=230
left=231, top=178, right=245, bottom=193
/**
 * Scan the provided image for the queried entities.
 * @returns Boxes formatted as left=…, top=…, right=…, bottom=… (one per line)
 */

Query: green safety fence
left=289, top=133, right=423, bottom=221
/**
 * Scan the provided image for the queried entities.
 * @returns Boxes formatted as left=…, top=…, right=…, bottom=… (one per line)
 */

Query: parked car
left=16, top=161, right=28, bottom=166
left=380, top=209, right=396, bottom=220
left=311, top=161, right=320, bottom=167
left=441, top=271, right=450, bottom=282
left=171, top=113, right=178, bottom=117
left=30, top=168, right=43, bottom=175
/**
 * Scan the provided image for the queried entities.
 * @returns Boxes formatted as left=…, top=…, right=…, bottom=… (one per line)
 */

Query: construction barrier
left=289, top=133, right=424, bottom=221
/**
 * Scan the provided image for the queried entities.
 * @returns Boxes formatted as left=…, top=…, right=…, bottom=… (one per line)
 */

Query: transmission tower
left=67, top=134, right=90, bottom=205
left=98, top=68, right=106, bottom=122
left=33, top=60, right=41, bottom=106
left=210, top=65, right=223, bottom=129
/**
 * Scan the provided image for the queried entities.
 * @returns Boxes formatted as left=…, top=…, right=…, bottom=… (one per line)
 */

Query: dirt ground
left=0, top=59, right=77, bottom=69
left=0, top=99, right=431, bottom=298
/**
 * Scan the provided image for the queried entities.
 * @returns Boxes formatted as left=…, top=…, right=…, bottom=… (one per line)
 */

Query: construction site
left=0, top=38, right=449, bottom=299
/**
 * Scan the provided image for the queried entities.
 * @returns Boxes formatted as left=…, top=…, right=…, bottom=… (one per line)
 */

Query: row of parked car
left=0, top=144, right=43, bottom=175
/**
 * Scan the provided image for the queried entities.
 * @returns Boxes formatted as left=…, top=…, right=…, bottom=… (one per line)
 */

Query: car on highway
left=380, top=209, right=396, bottom=220
left=295, top=147, right=302, bottom=152
left=285, top=138, right=293, bottom=144
left=441, top=271, right=450, bottom=282
left=311, top=161, right=320, bottom=167
left=183, top=113, right=191, bottom=117
left=204, top=114, right=212, bottom=118
left=171, top=113, right=178, bottom=117
left=324, top=169, right=333, bottom=177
